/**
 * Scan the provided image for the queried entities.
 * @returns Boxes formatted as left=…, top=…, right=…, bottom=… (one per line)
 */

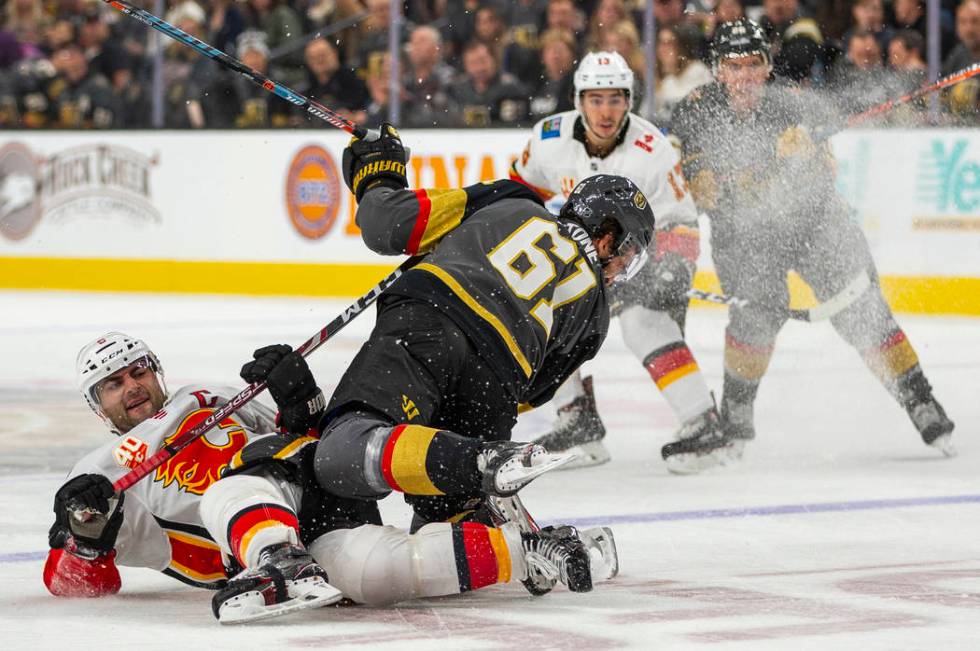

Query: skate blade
left=218, top=578, right=343, bottom=625
left=929, top=434, right=957, bottom=458
left=664, top=445, right=735, bottom=475
left=554, top=441, right=611, bottom=471
left=580, top=526, right=618, bottom=580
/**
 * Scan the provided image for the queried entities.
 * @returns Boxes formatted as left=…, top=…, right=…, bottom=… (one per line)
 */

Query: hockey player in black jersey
left=669, top=19, right=955, bottom=468
left=247, top=124, right=654, bottom=533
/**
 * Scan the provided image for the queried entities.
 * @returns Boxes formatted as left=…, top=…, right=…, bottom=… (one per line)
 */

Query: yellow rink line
left=1, top=257, right=979, bottom=316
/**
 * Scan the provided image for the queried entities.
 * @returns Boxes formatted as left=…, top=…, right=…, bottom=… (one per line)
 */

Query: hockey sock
left=723, top=333, right=774, bottom=386
left=861, top=328, right=924, bottom=403
left=643, top=342, right=715, bottom=422
left=449, top=522, right=522, bottom=592
left=226, top=503, right=301, bottom=568
left=378, top=424, right=483, bottom=496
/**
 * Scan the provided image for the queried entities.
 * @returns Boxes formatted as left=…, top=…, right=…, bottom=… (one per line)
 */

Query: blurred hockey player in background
left=228, top=127, right=649, bottom=603
left=46, top=331, right=615, bottom=624
left=670, top=19, right=955, bottom=462
left=510, top=51, right=721, bottom=473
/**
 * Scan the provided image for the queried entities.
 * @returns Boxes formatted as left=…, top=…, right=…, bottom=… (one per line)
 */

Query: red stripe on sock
left=461, top=522, right=499, bottom=590
left=656, top=229, right=700, bottom=263
left=406, top=190, right=432, bottom=255
left=228, top=504, right=299, bottom=565
left=725, top=334, right=774, bottom=355
left=380, top=424, right=408, bottom=491
left=879, top=329, right=908, bottom=351
left=647, top=345, right=696, bottom=381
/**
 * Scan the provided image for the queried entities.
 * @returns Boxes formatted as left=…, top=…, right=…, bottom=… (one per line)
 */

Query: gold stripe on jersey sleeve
left=415, top=263, right=533, bottom=378
left=418, top=189, right=468, bottom=252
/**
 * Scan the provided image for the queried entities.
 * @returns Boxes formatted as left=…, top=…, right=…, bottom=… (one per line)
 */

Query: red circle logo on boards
left=284, top=145, right=342, bottom=240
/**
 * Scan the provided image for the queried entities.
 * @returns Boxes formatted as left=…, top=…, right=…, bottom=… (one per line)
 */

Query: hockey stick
left=112, top=260, right=412, bottom=492
left=847, top=61, right=980, bottom=127
left=686, top=270, right=871, bottom=322
left=102, top=0, right=368, bottom=138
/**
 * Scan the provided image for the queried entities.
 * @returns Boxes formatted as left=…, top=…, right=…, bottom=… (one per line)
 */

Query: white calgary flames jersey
left=67, top=385, right=277, bottom=587
left=510, top=110, right=699, bottom=231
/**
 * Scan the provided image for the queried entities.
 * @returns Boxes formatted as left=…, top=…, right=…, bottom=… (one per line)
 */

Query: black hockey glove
left=241, top=344, right=326, bottom=433
left=49, top=474, right=125, bottom=556
left=647, top=252, right=694, bottom=309
left=342, top=122, right=409, bottom=202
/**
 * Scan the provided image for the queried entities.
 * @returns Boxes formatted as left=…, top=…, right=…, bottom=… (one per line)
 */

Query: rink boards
left=1, top=129, right=978, bottom=315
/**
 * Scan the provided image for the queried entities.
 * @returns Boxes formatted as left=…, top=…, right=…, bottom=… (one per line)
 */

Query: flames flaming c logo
left=154, top=408, right=248, bottom=495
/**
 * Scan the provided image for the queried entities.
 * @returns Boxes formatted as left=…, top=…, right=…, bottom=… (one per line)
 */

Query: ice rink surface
left=0, top=290, right=977, bottom=650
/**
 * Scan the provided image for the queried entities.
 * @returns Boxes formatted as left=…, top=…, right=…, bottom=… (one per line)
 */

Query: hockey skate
left=212, top=544, right=342, bottom=624
left=720, top=396, right=756, bottom=462
left=661, top=408, right=733, bottom=475
left=533, top=376, right=611, bottom=469
left=478, top=441, right=578, bottom=497
left=520, top=525, right=593, bottom=593
left=485, top=495, right=617, bottom=595
left=907, top=396, right=956, bottom=457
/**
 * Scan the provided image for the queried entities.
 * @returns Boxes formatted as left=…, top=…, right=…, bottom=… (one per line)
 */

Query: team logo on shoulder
left=542, top=117, right=562, bottom=140
left=633, top=192, right=648, bottom=210
left=154, top=408, right=248, bottom=495
left=114, top=436, right=149, bottom=470
left=284, top=144, right=343, bottom=240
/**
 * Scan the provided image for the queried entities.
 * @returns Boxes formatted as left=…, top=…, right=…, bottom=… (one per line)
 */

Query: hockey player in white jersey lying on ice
left=46, top=276, right=618, bottom=618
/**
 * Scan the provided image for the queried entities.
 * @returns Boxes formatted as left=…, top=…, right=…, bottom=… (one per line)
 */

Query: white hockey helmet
left=76, top=332, right=167, bottom=430
left=573, top=50, right=635, bottom=113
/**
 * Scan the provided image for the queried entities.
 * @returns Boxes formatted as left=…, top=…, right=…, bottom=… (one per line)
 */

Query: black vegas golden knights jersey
left=355, top=180, right=610, bottom=407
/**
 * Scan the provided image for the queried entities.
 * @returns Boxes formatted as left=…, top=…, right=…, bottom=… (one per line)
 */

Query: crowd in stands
left=2, top=0, right=979, bottom=129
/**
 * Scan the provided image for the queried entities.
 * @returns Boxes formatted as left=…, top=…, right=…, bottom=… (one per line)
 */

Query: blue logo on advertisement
left=917, top=139, right=980, bottom=213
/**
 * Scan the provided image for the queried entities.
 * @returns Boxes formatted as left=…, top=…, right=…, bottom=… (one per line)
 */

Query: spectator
left=832, top=29, right=904, bottom=115
left=402, top=24, right=457, bottom=127
left=4, top=0, right=43, bottom=50
left=354, top=0, right=410, bottom=78
left=586, top=0, right=630, bottom=52
left=773, top=18, right=825, bottom=85
left=79, top=5, right=130, bottom=91
left=450, top=40, right=529, bottom=127
left=529, top=27, right=576, bottom=120
left=507, top=0, right=549, bottom=54
left=655, top=25, right=712, bottom=121
left=442, top=0, right=480, bottom=65
left=47, top=42, right=118, bottom=128
left=474, top=3, right=540, bottom=87
left=843, top=0, right=893, bottom=54
left=653, top=0, right=686, bottom=30
left=363, top=51, right=402, bottom=128
left=759, top=0, right=814, bottom=60
left=943, top=0, right=980, bottom=74
left=212, top=30, right=295, bottom=128
left=546, top=0, right=585, bottom=40
left=163, top=1, right=224, bottom=128
left=207, top=0, right=246, bottom=55
left=241, top=0, right=305, bottom=87
left=893, top=0, right=956, bottom=61
left=944, top=0, right=980, bottom=118
left=297, top=36, right=369, bottom=126
left=889, top=29, right=927, bottom=72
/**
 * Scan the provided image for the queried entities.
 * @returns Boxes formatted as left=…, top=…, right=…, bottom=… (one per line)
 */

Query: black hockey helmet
left=560, top=174, right=655, bottom=282
left=711, top=18, right=772, bottom=72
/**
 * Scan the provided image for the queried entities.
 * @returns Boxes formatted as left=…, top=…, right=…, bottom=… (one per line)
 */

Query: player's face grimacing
left=95, top=358, right=166, bottom=434
left=716, top=54, right=769, bottom=102
left=581, top=89, right=629, bottom=142
left=596, top=232, right=648, bottom=286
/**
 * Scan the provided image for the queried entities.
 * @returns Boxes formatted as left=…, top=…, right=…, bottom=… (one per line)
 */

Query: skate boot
left=720, top=395, right=756, bottom=461
left=661, top=408, right=731, bottom=475
left=906, top=395, right=956, bottom=457
left=478, top=441, right=577, bottom=497
left=520, top=525, right=593, bottom=593
left=212, top=543, right=342, bottom=624
left=533, top=376, right=611, bottom=469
